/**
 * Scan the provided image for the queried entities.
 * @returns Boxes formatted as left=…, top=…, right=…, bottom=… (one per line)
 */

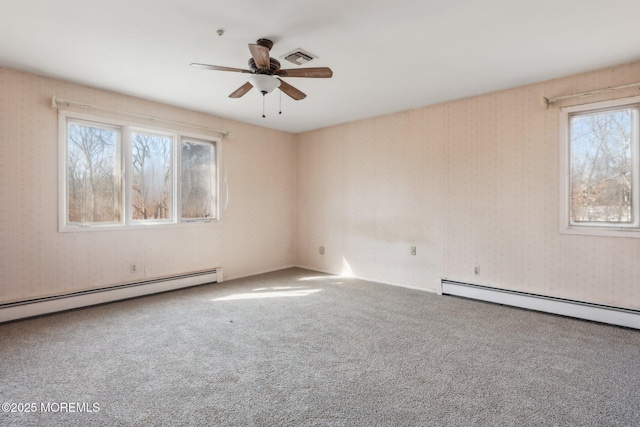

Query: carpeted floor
left=1, top=267, right=639, bottom=426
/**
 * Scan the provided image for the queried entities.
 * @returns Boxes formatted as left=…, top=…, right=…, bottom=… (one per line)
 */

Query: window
left=131, top=131, right=174, bottom=222
left=181, top=139, right=217, bottom=220
left=560, top=96, right=640, bottom=236
left=66, top=121, right=121, bottom=225
left=60, top=111, right=219, bottom=230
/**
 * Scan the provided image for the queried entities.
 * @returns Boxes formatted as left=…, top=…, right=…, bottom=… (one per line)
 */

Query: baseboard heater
left=439, top=279, right=640, bottom=330
left=0, top=268, right=222, bottom=324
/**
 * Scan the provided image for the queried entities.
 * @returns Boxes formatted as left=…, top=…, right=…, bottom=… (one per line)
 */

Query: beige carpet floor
left=1, top=268, right=639, bottom=426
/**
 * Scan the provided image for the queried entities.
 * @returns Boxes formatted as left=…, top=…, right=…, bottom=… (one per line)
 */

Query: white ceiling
left=2, top=0, right=640, bottom=133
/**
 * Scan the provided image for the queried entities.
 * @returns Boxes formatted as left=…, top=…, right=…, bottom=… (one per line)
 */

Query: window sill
left=59, top=220, right=220, bottom=233
left=560, top=225, right=640, bottom=238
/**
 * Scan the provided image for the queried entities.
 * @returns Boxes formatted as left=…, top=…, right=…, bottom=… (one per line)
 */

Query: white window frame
left=59, top=110, right=221, bottom=232
left=559, top=95, right=640, bottom=237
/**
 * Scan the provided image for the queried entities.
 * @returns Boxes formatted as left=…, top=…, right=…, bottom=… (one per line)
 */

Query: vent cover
left=282, top=48, right=317, bottom=66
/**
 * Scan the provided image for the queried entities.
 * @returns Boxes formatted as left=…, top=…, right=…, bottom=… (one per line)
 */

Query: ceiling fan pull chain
left=279, top=89, right=282, bottom=115
left=262, top=94, right=266, bottom=118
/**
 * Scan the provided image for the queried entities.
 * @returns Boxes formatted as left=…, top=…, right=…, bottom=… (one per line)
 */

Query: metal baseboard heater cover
left=0, top=268, right=222, bottom=323
left=439, top=279, right=640, bottom=330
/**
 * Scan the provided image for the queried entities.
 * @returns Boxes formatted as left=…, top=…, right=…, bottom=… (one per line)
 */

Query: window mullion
left=170, top=133, right=178, bottom=224
left=176, top=137, right=183, bottom=221
left=632, top=108, right=640, bottom=227
left=122, top=126, right=132, bottom=226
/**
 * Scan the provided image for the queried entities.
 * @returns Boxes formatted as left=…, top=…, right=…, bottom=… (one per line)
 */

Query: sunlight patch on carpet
left=213, top=289, right=322, bottom=301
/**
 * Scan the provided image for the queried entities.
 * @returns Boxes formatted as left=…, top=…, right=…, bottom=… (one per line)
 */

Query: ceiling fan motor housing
left=248, top=58, right=281, bottom=74
left=256, top=38, right=274, bottom=50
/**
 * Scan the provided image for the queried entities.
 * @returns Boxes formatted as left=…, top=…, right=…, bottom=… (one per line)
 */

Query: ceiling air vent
left=282, top=48, right=317, bottom=66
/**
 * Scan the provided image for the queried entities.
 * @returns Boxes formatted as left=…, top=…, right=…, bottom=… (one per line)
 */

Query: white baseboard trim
left=0, top=268, right=221, bottom=323
left=441, top=279, right=640, bottom=330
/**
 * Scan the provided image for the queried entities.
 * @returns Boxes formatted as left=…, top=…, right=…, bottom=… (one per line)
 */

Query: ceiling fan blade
left=276, top=67, right=333, bottom=78
left=229, top=82, right=253, bottom=98
left=277, top=79, right=306, bottom=100
left=248, top=44, right=270, bottom=69
left=190, top=63, right=252, bottom=74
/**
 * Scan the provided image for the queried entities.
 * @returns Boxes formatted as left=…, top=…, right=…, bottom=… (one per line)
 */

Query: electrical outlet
left=130, top=263, right=138, bottom=274
left=411, top=246, right=417, bottom=256
left=319, top=246, right=325, bottom=255
left=474, top=266, right=480, bottom=275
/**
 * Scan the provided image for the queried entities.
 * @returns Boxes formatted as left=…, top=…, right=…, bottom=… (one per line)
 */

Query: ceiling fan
left=190, top=38, right=333, bottom=101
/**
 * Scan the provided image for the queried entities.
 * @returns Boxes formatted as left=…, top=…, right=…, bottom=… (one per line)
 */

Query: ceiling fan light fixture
left=249, top=74, right=281, bottom=95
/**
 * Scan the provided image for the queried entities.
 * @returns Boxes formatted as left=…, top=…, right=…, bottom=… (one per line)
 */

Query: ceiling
left=2, top=0, right=640, bottom=134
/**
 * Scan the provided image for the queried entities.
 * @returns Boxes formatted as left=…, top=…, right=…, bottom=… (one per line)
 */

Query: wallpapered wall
left=3, top=61, right=640, bottom=310
left=0, top=68, right=296, bottom=304
left=296, top=61, right=640, bottom=310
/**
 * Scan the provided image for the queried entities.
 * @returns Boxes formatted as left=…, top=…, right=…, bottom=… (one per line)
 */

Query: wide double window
left=60, top=111, right=219, bottom=230
left=560, top=96, right=640, bottom=236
